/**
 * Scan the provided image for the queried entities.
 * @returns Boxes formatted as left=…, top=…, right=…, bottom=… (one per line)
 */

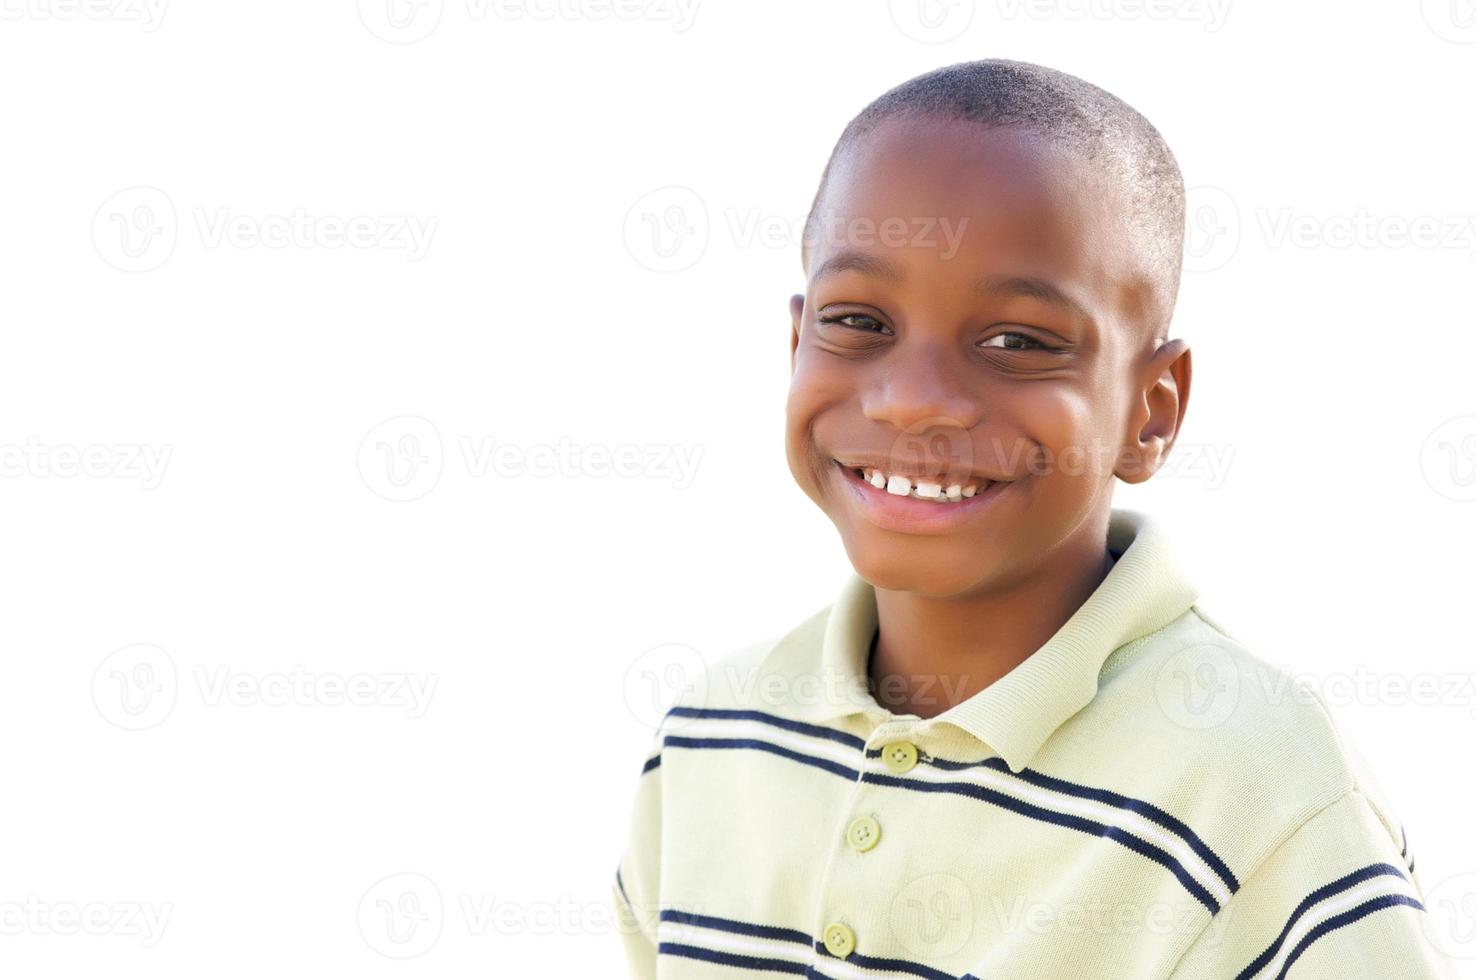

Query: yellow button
left=845, top=815, right=881, bottom=852
left=822, top=921, right=856, bottom=958
left=881, top=740, right=918, bottom=773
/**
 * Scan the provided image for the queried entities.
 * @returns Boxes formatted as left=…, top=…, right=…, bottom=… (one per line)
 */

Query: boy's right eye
left=818, top=312, right=891, bottom=334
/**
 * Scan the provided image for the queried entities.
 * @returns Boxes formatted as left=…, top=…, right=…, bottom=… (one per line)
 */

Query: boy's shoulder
left=1076, top=600, right=1411, bottom=874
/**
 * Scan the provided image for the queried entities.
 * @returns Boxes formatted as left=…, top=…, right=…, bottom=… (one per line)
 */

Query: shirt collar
left=796, top=508, right=1199, bottom=773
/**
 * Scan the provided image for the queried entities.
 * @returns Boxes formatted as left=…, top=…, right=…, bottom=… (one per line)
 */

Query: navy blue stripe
left=877, top=749, right=1238, bottom=895
left=642, top=753, right=661, bottom=774
left=1232, top=863, right=1409, bottom=980
left=660, top=941, right=810, bottom=974
left=660, top=907, right=812, bottom=946
left=615, top=867, right=631, bottom=908
left=864, top=770, right=1220, bottom=914
left=1272, top=894, right=1425, bottom=980
left=666, top=706, right=867, bottom=750
left=813, top=942, right=961, bottom=980
left=656, top=907, right=970, bottom=980
left=663, top=735, right=860, bottom=781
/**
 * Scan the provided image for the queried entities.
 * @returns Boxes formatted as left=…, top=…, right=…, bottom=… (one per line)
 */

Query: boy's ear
left=788, top=293, right=805, bottom=371
left=1117, top=339, right=1192, bottom=484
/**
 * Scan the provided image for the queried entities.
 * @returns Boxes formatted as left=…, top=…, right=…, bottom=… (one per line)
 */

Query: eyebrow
left=977, top=275, right=1090, bottom=318
left=811, top=249, right=904, bottom=284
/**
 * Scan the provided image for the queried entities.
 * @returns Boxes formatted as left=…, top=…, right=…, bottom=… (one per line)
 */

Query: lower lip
left=831, top=460, right=1009, bottom=535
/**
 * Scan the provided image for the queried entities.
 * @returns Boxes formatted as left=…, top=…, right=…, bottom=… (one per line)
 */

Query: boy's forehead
left=807, top=116, right=1136, bottom=294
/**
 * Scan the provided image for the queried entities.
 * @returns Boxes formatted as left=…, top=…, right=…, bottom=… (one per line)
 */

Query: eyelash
left=818, top=313, right=890, bottom=334
left=818, top=314, right=1050, bottom=351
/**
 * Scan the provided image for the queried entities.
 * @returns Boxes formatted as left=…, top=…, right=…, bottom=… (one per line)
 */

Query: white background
left=2, top=0, right=1475, bottom=975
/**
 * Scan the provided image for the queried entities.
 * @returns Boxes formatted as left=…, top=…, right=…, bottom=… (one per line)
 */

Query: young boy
left=613, top=60, right=1453, bottom=979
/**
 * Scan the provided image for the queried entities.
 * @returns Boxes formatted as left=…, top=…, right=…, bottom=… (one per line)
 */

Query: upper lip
left=833, top=455, right=1005, bottom=486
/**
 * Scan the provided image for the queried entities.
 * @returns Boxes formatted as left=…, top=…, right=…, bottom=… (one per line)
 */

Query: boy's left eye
left=979, top=332, right=1047, bottom=351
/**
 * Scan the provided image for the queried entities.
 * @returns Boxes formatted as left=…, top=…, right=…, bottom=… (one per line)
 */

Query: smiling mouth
left=833, top=460, right=996, bottom=504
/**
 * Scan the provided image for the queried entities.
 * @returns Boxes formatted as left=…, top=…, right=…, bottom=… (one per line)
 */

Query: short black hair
left=801, top=59, right=1185, bottom=342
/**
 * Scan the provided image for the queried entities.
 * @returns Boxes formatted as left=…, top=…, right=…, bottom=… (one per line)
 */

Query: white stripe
left=1249, top=873, right=1419, bottom=980
left=863, top=757, right=1233, bottom=908
left=663, top=717, right=864, bottom=774
left=657, top=918, right=809, bottom=965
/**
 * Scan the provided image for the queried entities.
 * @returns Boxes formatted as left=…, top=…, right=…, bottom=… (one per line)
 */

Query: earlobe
left=788, top=293, right=805, bottom=370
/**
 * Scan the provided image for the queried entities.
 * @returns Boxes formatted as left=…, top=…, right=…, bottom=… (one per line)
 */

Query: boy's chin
left=840, top=535, right=1008, bottom=599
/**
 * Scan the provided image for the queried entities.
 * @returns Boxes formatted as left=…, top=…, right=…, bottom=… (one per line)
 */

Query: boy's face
left=787, top=115, right=1187, bottom=597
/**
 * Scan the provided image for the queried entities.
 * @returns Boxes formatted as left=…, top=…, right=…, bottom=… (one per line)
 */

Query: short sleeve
left=1166, top=790, right=1456, bottom=979
left=612, top=737, right=663, bottom=979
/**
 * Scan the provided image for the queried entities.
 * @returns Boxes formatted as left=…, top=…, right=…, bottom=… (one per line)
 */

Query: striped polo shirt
left=612, top=509, right=1455, bottom=979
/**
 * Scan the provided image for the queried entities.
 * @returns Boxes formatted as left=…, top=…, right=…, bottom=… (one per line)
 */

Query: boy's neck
left=866, top=527, right=1118, bottom=720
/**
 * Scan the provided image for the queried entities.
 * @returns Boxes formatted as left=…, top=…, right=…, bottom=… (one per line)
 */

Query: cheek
left=1005, top=385, right=1115, bottom=480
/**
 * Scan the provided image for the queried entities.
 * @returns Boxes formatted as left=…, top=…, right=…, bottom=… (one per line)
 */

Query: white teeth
left=856, top=466, right=985, bottom=504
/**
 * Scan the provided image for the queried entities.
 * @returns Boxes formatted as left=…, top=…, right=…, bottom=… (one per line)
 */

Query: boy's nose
left=860, top=346, right=985, bottom=436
